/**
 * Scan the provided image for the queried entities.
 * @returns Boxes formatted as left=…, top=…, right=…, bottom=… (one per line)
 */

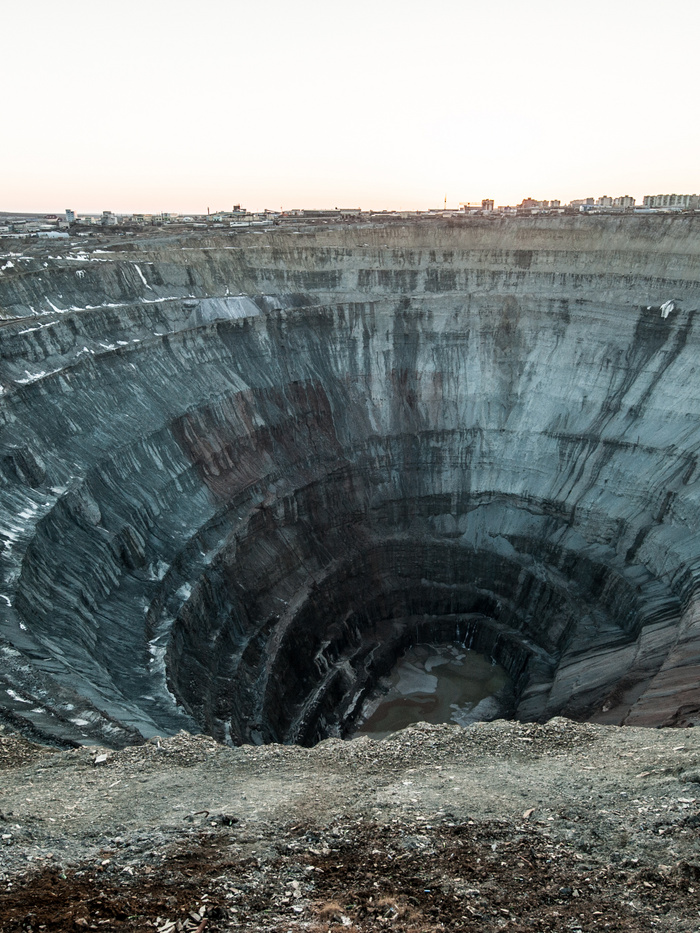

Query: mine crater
left=1, top=214, right=700, bottom=747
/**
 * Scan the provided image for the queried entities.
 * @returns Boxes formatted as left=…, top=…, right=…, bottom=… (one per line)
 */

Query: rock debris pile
left=0, top=718, right=699, bottom=930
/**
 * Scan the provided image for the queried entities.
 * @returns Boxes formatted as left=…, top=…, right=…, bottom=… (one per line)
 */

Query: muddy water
left=354, top=643, right=510, bottom=740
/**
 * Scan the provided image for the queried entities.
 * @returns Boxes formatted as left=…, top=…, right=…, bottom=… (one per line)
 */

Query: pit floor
left=354, top=644, right=510, bottom=739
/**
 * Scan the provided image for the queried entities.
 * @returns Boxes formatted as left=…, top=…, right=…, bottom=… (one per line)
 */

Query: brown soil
left=1, top=719, right=700, bottom=931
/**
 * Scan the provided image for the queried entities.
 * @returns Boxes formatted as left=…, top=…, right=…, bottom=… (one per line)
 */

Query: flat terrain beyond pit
left=1, top=717, right=700, bottom=931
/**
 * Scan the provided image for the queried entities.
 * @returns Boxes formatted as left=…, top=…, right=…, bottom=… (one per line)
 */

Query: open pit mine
left=1, top=214, right=700, bottom=750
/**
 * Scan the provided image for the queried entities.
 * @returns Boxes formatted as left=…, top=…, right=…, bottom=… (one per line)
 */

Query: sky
left=3, top=0, right=699, bottom=214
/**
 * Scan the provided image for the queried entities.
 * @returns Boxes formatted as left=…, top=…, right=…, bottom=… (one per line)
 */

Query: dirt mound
left=1, top=719, right=700, bottom=931
left=0, top=725, right=57, bottom=770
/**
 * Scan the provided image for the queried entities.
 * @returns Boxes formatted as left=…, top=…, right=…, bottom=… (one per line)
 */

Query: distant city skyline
left=3, top=191, right=694, bottom=217
left=3, top=1, right=698, bottom=215
left=7, top=194, right=700, bottom=238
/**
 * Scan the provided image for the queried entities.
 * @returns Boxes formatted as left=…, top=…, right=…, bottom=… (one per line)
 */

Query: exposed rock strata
left=1, top=216, right=700, bottom=746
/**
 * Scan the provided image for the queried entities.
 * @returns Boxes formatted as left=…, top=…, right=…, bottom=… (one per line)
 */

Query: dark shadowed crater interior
left=1, top=215, right=700, bottom=748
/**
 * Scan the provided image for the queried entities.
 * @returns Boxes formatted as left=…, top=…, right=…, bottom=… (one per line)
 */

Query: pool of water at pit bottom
left=353, top=643, right=511, bottom=740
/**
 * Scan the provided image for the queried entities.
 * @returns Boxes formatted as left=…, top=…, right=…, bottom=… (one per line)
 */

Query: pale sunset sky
left=3, top=0, right=698, bottom=214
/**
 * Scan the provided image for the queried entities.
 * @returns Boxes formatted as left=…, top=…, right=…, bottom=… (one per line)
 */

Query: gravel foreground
left=1, top=717, right=699, bottom=932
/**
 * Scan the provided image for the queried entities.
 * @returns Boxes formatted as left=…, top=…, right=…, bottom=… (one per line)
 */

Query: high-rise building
left=643, top=194, right=699, bottom=209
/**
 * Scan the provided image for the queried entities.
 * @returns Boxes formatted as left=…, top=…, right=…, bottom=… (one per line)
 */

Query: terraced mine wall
left=1, top=214, right=700, bottom=747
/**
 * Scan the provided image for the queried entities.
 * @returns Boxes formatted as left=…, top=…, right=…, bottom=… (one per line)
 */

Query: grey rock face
left=1, top=215, right=700, bottom=747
